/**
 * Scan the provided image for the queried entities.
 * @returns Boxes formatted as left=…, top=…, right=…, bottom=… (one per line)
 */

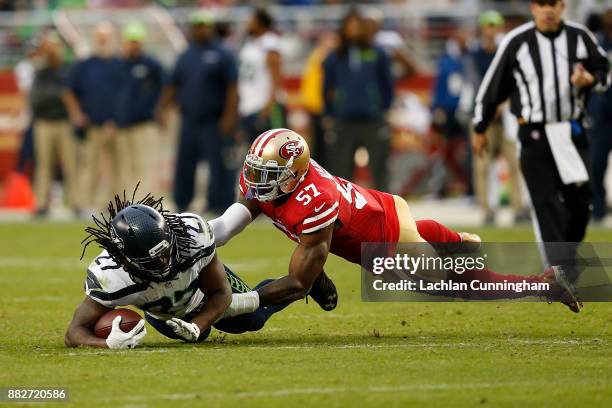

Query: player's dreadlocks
left=80, top=185, right=203, bottom=280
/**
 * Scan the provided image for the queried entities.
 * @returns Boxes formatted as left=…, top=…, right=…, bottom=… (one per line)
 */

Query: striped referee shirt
left=473, top=21, right=610, bottom=133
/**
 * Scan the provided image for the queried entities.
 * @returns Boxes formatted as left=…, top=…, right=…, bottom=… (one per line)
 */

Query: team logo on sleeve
left=279, top=141, right=304, bottom=160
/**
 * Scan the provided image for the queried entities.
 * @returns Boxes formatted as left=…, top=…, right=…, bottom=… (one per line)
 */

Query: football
left=94, top=308, right=142, bottom=339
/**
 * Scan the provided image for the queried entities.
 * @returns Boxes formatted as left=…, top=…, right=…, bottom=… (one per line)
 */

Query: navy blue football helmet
left=110, top=204, right=178, bottom=282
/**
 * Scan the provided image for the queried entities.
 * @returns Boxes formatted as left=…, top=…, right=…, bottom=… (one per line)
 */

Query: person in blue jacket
left=63, top=21, right=122, bottom=211
left=430, top=30, right=471, bottom=197
left=160, top=11, right=238, bottom=214
left=323, top=8, right=394, bottom=192
left=115, top=22, right=164, bottom=196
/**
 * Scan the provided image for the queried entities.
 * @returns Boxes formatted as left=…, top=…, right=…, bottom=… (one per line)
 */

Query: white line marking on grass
left=105, top=379, right=608, bottom=404
left=236, top=338, right=605, bottom=350
left=43, top=338, right=605, bottom=357
left=51, top=349, right=171, bottom=357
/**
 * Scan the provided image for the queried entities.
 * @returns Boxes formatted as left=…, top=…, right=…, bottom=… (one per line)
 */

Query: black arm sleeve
left=580, top=30, right=610, bottom=91
left=472, top=37, right=516, bottom=133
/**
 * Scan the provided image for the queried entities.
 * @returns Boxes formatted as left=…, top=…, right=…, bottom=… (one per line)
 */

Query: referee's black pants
left=518, top=123, right=592, bottom=270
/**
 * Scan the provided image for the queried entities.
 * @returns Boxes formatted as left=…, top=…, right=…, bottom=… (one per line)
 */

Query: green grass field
left=1, top=221, right=611, bottom=407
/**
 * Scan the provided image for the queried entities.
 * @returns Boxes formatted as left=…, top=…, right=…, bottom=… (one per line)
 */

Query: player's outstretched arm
left=257, top=224, right=334, bottom=307
left=191, top=254, right=233, bottom=330
left=166, top=254, right=232, bottom=342
left=208, top=198, right=260, bottom=247
left=64, top=297, right=114, bottom=348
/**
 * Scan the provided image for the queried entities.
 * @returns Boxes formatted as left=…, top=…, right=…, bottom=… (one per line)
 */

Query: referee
left=472, top=0, right=610, bottom=268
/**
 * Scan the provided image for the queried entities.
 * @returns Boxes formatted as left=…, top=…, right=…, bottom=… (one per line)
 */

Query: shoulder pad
left=85, top=251, right=145, bottom=307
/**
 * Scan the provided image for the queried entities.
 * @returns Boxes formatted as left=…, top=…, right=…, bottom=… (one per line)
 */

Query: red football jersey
left=239, top=160, right=399, bottom=264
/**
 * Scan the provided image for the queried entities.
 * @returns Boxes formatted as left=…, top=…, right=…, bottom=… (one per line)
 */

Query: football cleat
left=308, top=271, right=338, bottom=312
left=540, top=265, right=583, bottom=313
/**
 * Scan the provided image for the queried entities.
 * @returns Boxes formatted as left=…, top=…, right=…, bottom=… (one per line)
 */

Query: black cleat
left=308, top=271, right=338, bottom=311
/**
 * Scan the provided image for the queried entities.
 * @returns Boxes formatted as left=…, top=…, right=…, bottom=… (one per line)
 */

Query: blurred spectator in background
left=30, top=32, right=77, bottom=216
left=214, top=20, right=234, bottom=49
left=63, top=21, right=121, bottom=211
left=430, top=29, right=471, bottom=197
left=161, top=10, right=238, bottom=214
left=14, top=38, right=40, bottom=177
left=14, top=39, right=37, bottom=99
left=588, top=8, right=612, bottom=222
left=464, top=10, right=526, bottom=224
left=238, top=7, right=284, bottom=143
left=300, top=32, right=336, bottom=167
left=279, top=0, right=316, bottom=5
left=115, top=21, right=164, bottom=196
left=363, top=7, right=419, bottom=80
left=323, top=9, right=394, bottom=192
left=576, top=0, right=608, bottom=27
left=0, top=0, right=15, bottom=12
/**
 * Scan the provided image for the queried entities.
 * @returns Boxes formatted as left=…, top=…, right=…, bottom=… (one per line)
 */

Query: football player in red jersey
left=209, top=128, right=582, bottom=315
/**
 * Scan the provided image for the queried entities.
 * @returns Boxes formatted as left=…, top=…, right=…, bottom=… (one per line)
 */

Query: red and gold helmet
left=243, top=128, right=310, bottom=202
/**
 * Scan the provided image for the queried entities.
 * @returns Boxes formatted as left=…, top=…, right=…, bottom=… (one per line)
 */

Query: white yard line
left=45, top=349, right=172, bottom=357
left=101, top=378, right=609, bottom=404
left=38, top=338, right=605, bottom=357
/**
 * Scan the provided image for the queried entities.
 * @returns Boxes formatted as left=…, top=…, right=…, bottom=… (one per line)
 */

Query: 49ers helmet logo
left=279, top=141, right=304, bottom=160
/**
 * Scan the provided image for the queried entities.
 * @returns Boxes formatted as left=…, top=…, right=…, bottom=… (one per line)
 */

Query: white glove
left=166, top=318, right=200, bottom=342
left=105, top=316, right=147, bottom=349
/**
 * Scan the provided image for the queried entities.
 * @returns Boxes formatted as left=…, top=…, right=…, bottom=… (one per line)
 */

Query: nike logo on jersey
left=314, top=204, right=326, bottom=213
